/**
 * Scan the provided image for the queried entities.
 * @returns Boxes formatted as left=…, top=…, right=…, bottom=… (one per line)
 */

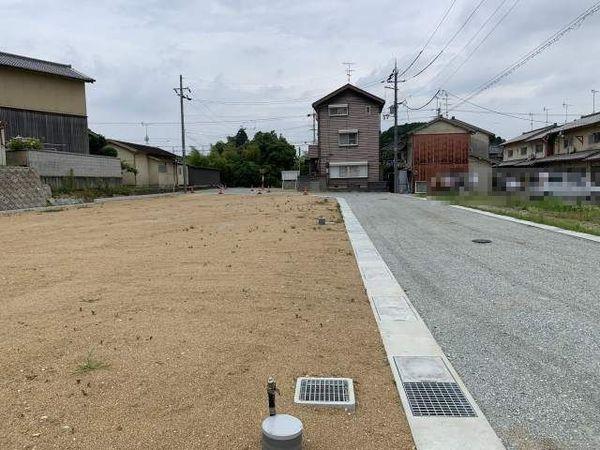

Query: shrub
left=89, top=132, right=107, bottom=154
left=100, top=146, right=118, bottom=157
left=121, top=160, right=138, bottom=175
left=7, top=136, right=43, bottom=151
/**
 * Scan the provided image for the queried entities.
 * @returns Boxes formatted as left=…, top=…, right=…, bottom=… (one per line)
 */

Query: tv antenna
left=141, top=122, right=150, bottom=144
left=342, top=62, right=355, bottom=83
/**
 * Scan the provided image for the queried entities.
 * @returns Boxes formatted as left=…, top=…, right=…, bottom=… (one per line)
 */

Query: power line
left=404, top=0, right=488, bottom=81
left=403, top=90, right=442, bottom=110
left=446, top=91, right=551, bottom=124
left=436, top=0, right=519, bottom=86
left=396, top=0, right=458, bottom=78
left=454, top=1, right=600, bottom=107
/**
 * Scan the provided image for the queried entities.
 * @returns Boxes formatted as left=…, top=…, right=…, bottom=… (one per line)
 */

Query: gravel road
left=340, top=192, right=600, bottom=450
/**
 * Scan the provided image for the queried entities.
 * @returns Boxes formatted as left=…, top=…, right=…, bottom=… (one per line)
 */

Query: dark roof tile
left=0, top=51, right=94, bottom=82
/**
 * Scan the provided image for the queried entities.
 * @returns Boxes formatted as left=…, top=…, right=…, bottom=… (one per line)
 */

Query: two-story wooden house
left=308, top=84, right=385, bottom=191
left=499, top=113, right=600, bottom=181
left=0, top=51, right=94, bottom=153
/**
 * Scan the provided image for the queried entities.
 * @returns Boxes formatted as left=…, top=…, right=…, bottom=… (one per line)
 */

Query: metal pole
left=393, top=59, right=399, bottom=194
left=179, top=74, right=188, bottom=191
left=592, top=89, right=598, bottom=113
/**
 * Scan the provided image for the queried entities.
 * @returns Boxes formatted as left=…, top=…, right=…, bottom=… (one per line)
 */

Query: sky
left=2, top=0, right=600, bottom=155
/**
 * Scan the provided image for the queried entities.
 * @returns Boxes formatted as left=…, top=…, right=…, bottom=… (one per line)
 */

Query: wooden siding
left=412, top=133, right=469, bottom=185
left=316, top=90, right=381, bottom=185
left=0, top=106, right=89, bottom=154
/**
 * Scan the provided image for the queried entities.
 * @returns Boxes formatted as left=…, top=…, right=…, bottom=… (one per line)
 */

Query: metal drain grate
left=294, top=377, right=355, bottom=410
left=403, top=381, right=476, bottom=417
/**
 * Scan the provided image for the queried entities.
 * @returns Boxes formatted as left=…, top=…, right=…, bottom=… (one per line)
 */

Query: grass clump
left=75, top=350, right=109, bottom=373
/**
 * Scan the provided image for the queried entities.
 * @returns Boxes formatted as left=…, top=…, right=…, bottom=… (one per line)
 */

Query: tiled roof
left=312, top=83, right=385, bottom=109
left=557, top=112, right=600, bottom=133
left=503, top=125, right=557, bottom=145
left=408, top=116, right=495, bottom=137
left=504, top=113, right=600, bottom=145
left=0, top=51, right=94, bottom=82
left=108, top=140, right=178, bottom=160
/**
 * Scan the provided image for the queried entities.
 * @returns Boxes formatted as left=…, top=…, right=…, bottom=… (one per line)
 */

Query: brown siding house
left=408, top=116, right=495, bottom=192
left=309, top=84, right=385, bottom=191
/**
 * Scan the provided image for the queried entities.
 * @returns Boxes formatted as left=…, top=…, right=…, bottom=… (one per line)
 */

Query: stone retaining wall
left=0, top=166, right=50, bottom=211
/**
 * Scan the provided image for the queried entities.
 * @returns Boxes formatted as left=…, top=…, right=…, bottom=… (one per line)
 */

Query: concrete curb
left=450, top=205, right=600, bottom=244
left=93, top=192, right=183, bottom=203
left=0, top=203, right=89, bottom=216
left=337, top=197, right=504, bottom=450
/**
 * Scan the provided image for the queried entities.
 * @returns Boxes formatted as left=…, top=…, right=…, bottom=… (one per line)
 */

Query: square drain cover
left=403, top=381, right=476, bottom=417
left=294, top=377, right=355, bottom=410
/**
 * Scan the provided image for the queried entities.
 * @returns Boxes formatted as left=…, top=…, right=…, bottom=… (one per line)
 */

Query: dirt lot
left=0, top=193, right=412, bottom=449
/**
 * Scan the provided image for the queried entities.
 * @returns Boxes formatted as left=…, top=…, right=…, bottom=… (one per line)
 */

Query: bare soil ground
left=0, top=193, right=413, bottom=449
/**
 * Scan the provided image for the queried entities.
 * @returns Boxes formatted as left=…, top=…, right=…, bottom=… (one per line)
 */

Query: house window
left=366, top=105, right=372, bottom=115
left=520, top=147, right=527, bottom=156
left=563, top=136, right=572, bottom=149
left=329, top=162, right=368, bottom=179
left=589, top=132, right=600, bottom=144
left=328, top=104, right=349, bottom=117
left=158, top=163, right=167, bottom=173
left=338, top=129, right=358, bottom=146
left=507, top=149, right=513, bottom=158
left=535, top=143, right=543, bottom=155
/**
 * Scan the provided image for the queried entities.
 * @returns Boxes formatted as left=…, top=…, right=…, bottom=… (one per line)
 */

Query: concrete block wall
left=7, top=149, right=121, bottom=178
left=0, top=166, right=50, bottom=211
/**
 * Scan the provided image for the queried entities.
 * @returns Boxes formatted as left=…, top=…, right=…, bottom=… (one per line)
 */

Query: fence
left=6, top=149, right=122, bottom=190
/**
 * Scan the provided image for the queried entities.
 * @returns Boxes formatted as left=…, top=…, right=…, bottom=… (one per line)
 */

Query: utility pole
left=592, top=89, right=599, bottom=113
left=174, top=75, right=191, bottom=191
left=393, top=59, right=399, bottom=194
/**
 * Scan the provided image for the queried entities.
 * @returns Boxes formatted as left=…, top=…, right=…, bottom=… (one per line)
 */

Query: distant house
left=407, top=116, right=496, bottom=193
left=107, top=140, right=180, bottom=187
left=499, top=113, right=600, bottom=179
left=308, top=84, right=386, bottom=191
left=500, top=124, right=558, bottom=164
left=0, top=51, right=94, bottom=153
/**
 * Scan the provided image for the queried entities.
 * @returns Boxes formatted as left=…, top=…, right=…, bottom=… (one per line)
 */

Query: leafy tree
left=380, top=122, right=426, bottom=188
left=191, top=128, right=298, bottom=187
left=89, top=132, right=107, bottom=155
left=99, top=146, right=118, bottom=157
left=491, top=135, right=505, bottom=145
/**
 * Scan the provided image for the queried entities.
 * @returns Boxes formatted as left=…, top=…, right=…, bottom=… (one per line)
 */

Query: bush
left=89, top=132, right=107, bottom=154
left=7, top=136, right=43, bottom=151
left=100, top=146, right=118, bottom=157
left=121, top=160, right=138, bottom=175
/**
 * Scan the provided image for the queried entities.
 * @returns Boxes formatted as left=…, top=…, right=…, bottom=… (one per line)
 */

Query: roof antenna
left=141, top=122, right=150, bottom=144
left=342, top=62, right=355, bottom=83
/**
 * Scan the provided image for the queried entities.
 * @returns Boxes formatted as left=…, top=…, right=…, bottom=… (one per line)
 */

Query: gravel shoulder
left=0, top=193, right=412, bottom=449
left=340, top=192, right=600, bottom=450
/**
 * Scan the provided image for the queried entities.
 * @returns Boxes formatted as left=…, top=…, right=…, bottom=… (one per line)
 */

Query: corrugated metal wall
left=188, top=166, right=220, bottom=186
left=0, top=107, right=89, bottom=154
left=412, top=133, right=469, bottom=185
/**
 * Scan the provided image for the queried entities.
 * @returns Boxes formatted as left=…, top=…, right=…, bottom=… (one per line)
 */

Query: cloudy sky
left=3, top=0, right=600, bottom=154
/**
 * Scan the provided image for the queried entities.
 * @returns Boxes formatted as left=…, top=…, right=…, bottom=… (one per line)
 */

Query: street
left=340, top=193, right=600, bottom=450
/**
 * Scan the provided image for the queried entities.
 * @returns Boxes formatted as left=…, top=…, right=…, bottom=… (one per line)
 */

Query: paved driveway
left=339, top=193, right=600, bottom=450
